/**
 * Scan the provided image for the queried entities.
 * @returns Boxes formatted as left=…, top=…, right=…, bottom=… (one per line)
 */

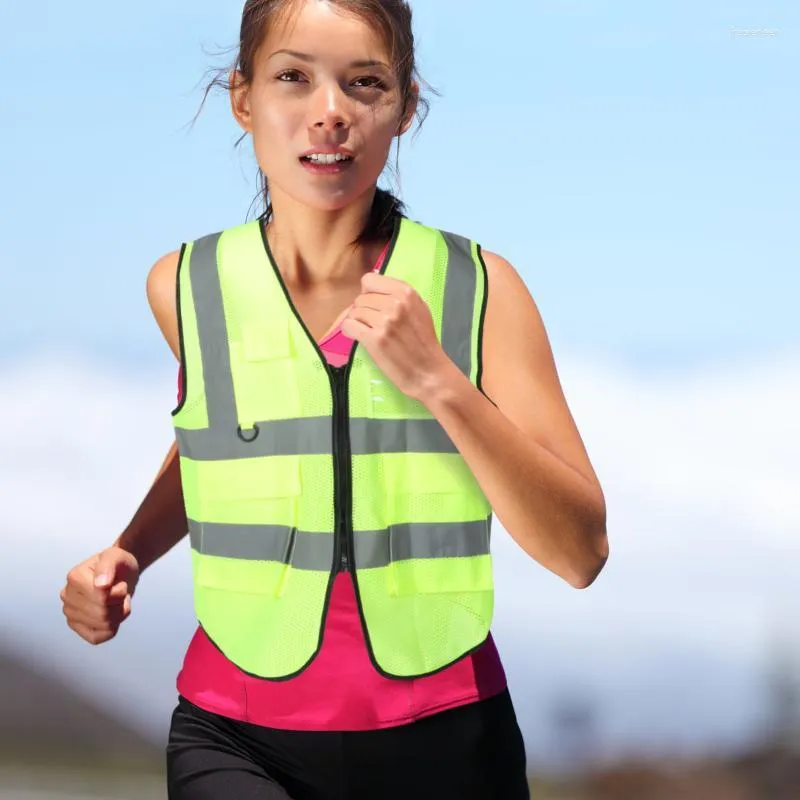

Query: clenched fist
left=60, top=547, right=140, bottom=645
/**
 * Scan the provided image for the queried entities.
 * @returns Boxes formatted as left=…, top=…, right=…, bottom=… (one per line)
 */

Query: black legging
left=166, top=689, right=530, bottom=799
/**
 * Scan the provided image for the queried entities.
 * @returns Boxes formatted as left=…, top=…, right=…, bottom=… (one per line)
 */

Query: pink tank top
left=175, top=244, right=507, bottom=730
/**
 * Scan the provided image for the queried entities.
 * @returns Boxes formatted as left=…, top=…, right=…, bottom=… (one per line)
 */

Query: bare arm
left=61, top=249, right=189, bottom=644
left=418, top=250, right=608, bottom=589
left=115, top=249, right=187, bottom=572
left=113, top=442, right=186, bottom=573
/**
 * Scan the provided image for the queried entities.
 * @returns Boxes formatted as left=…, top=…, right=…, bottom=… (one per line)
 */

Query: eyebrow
left=269, top=49, right=389, bottom=69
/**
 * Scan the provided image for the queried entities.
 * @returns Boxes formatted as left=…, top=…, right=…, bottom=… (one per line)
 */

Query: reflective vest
left=172, top=215, right=494, bottom=679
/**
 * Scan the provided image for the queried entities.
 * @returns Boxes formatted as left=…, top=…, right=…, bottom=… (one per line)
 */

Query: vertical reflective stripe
left=189, top=232, right=238, bottom=430
left=440, top=232, right=477, bottom=379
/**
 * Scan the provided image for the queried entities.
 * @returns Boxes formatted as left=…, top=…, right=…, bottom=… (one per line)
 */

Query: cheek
left=250, top=102, right=303, bottom=174
left=256, top=103, right=299, bottom=144
left=359, top=106, right=402, bottom=158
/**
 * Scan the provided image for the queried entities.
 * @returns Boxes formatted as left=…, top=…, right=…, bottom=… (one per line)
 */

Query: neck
left=266, top=187, right=384, bottom=286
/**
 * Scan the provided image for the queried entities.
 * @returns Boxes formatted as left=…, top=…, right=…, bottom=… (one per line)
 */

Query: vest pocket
left=196, top=455, right=303, bottom=507
left=194, top=549, right=291, bottom=598
left=386, top=520, right=493, bottom=597
left=193, top=456, right=304, bottom=597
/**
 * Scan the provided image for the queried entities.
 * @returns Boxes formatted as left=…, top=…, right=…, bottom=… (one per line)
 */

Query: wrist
left=113, top=529, right=146, bottom=570
left=416, top=357, right=464, bottom=411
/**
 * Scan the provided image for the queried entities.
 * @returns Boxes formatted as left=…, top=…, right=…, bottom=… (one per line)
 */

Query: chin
left=289, top=184, right=377, bottom=215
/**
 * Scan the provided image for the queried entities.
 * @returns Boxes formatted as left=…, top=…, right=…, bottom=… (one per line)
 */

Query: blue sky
left=1, top=0, right=796, bottom=371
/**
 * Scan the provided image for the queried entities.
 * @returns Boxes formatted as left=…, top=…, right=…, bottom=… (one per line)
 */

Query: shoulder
left=478, top=249, right=556, bottom=394
left=146, top=249, right=183, bottom=318
left=480, top=249, right=547, bottom=339
left=480, top=250, right=531, bottom=300
left=146, top=249, right=184, bottom=360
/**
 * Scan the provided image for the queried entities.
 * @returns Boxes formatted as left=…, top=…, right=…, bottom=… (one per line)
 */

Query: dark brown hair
left=203, top=0, right=430, bottom=243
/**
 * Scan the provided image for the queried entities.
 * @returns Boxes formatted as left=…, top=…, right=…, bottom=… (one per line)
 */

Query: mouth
left=299, top=151, right=355, bottom=175
left=301, top=151, right=354, bottom=164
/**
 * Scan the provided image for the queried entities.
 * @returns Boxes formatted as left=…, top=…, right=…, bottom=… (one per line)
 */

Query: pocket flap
left=240, top=319, right=293, bottom=362
left=198, top=455, right=303, bottom=501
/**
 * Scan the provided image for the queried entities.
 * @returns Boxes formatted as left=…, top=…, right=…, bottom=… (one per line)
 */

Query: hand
left=341, top=273, right=453, bottom=402
left=60, top=547, right=140, bottom=646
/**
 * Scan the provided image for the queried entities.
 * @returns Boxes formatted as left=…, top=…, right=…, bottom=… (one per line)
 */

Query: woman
left=60, top=1, right=608, bottom=797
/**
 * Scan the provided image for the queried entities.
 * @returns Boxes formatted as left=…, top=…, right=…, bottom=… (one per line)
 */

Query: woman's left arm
left=345, top=252, right=608, bottom=588
left=417, top=251, right=608, bottom=589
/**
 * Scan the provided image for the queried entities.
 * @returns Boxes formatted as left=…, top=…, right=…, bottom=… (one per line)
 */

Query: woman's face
left=232, top=0, right=416, bottom=213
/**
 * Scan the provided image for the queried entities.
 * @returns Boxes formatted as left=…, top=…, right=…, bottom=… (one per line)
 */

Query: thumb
left=93, top=551, right=120, bottom=589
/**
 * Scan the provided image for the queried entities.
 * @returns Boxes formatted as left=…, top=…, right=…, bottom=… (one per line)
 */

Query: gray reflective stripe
left=176, top=417, right=457, bottom=460
left=190, top=232, right=238, bottom=431
left=190, top=519, right=489, bottom=570
left=177, top=417, right=333, bottom=460
left=189, top=520, right=334, bottom=572
left=441, top=232, right=477, bottom=379
left=181, top=226, right=474, bottom=460
left=350, top=418, right=457, bottom=455
left=355, top=521, right=490, bottom=569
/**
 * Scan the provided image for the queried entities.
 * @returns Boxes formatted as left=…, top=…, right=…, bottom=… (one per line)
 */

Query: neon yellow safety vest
left=172, top=215, right=494, bottom=679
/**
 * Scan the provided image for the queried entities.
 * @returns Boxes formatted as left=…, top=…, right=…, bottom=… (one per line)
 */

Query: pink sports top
left=175, top=242, right=508, bottom=730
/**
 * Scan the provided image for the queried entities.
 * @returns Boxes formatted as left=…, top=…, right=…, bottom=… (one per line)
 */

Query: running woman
left=60, top=2, right=609, bottom=797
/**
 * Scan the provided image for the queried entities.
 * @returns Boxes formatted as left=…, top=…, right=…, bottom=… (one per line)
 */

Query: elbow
left=566, top=513, right=609, bottom=591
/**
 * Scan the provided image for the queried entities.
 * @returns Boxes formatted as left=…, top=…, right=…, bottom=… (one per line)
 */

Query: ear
left=230, top=69, right=253, bottom=134
left=398, top=80, right=420, bottom=137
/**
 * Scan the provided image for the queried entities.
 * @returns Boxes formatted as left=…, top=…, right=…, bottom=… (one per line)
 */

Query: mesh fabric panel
left=183, top=222, right=337, bottom=679
left=193, top=551, right=331, bottom=677
left=349, top=222, right=494, bottom=676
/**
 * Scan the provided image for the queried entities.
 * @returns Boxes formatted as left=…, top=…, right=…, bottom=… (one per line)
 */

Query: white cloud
left=1, top=348, right=798, bottom=762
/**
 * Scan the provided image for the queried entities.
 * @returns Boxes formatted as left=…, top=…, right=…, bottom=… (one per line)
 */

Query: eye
left=352, top=76, right=386, bottom=90
left=277, top=69, right=306, bottom=83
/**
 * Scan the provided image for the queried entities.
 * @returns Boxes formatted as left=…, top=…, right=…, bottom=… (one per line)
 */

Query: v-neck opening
left=257, top=216, right=402, bottom=369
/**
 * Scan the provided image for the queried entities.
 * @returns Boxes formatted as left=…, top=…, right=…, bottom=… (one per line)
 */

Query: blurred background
left=1, top=1, right=797, bottom=797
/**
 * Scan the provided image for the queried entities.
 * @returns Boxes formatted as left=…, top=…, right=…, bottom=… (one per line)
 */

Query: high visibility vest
left=172, top=215, right=494, bottom=679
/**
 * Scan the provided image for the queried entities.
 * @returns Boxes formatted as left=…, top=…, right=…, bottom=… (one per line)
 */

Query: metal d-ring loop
left=237, top=423, right=260, bottom=443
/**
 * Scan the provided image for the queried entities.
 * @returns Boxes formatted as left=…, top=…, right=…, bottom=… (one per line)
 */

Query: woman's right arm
left=115, top=248, right=188, bottom=571
left=61, top=250, right=187, bottom=645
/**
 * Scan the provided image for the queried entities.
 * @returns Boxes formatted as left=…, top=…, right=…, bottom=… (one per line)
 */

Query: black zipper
left=331, top=365, right=353, bottom=572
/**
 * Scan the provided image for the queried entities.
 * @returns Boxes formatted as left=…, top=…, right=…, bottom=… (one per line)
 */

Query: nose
left=308, top=82, right=352, bottom=135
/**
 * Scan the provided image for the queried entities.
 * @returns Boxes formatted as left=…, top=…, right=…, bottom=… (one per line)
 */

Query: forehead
left=263, top=0, right=392, bottom=62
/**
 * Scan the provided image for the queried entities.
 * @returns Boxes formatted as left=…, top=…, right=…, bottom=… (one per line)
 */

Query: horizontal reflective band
left=189, top=520, right=334, bottom=571
left=177, top=417, right=456, bottom=461
left=354, top=521, right=490, bottom=569
left=177, top=417, right=333, bottom=460
left=350, top=417, right=457, bottom=456
left=189, top=519, right=489, bottom=570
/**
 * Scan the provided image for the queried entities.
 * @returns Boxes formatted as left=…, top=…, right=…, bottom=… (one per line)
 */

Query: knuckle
left=89, top=630, right=108, bottom=646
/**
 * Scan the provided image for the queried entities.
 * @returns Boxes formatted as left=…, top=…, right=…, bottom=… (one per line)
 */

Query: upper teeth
left=308, top=153, right=350, bottom=163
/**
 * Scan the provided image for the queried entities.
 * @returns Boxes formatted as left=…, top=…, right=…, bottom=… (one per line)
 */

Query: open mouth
left=300, top=153, right=354, bottom=165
